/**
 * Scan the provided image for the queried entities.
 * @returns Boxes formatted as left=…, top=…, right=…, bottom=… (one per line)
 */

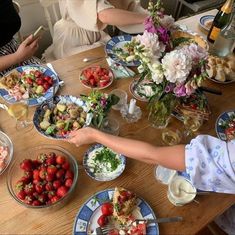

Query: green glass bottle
left=207, top=0, right=234, bottom=43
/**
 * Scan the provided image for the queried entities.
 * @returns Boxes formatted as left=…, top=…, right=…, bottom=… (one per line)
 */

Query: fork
left=95, top=224, right=115, bottom=235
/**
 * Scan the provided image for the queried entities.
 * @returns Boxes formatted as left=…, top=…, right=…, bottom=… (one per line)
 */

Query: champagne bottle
left=207, top=0, right=234, bottom=43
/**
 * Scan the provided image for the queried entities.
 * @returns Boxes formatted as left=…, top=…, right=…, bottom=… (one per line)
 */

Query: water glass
left=154, top=165, right=177, bottom=185
left=110, top=89, right=128, bottom=110
left=183, top=115, right=203, bottom=137
left=100, top=117, right=119, bottom=136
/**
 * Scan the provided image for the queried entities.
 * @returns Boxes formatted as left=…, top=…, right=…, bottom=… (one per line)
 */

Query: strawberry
left=51, top=195, right=60, bottom=204
left=56, top=169, right=65, bottom=179
left=17, top=190, right=26, bottom=200
left=65, top=170, right=74, bottom=180
left=62, top=161, right=70, bottom=170
left=65, top=178, right=73, bottom=188
left=45, top=182, right=53, bottom=191
left=20, top=159, right=33, bottom=171
left=37, top=153, right=47, bottom=163
left=35, top=183, right=44, bottom=194
left=47, top=165, right=57, bottom=175
left=53, top=180, right=61, bottom=189
left=32, top=200, right=41, bottom=206
left=97, top=214, right=108, bottom=227
left=56, top=186, right=69, bottom=198
left=56, top=155, right=66, bottom=165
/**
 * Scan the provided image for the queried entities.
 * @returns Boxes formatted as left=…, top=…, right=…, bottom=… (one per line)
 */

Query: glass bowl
left=6, top=145, right=78, bottom=210
left=0, top=131, right=14, bottom=175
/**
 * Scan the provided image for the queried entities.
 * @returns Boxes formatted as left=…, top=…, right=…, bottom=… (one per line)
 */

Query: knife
left=135, top=216, right=183, bottom=224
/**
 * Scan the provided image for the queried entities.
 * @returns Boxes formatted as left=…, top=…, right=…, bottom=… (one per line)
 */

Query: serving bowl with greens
left=83, top=144, right=126, bottom=181
left=33, top=95, right=92, bottom=139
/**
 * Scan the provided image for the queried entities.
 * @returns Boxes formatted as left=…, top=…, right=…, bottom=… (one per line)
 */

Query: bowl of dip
left=167, top=175, right=196, bottom=206
left=83, top=144, right=126, bottom=181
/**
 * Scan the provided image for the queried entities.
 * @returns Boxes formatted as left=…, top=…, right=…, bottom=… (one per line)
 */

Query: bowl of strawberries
left=80, top=66, right=114, bottom=90
left=6, top=145, right=78, bottom=209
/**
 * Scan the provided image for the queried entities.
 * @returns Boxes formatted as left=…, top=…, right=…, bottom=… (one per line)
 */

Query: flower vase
left=148, top=93, right=176, bottom=129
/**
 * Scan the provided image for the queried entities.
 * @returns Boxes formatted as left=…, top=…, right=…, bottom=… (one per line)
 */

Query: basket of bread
left=206, top=54, right=235, bottom=83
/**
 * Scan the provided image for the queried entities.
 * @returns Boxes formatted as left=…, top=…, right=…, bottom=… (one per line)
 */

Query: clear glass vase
left=148, top=93, right=176, bottom=129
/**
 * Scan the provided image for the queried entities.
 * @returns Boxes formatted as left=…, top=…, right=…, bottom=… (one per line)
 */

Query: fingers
left=22, top=34, right=34, bottom=46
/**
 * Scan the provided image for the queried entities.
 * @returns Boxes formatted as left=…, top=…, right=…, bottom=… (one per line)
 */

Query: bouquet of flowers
left=81, top=90, right=119, bottom=128
left=117, top=0, right=209, bottom=128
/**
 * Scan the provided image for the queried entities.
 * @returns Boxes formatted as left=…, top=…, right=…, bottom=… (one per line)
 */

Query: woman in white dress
left=42, top=0, right=147, bottom=61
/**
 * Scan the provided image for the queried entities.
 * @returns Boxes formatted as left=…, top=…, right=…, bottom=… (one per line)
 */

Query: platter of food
left=83, top=144, right=126, bottom=181
left=206, top=54, right=235, bottom=84
left=216, top=110, right=235, bottom=141
left=73, top=187, right=159, bottom=235
left=0, top=65, right=60, bottom=106
left=33, top=95, right=92, bottom=139
left=80, top=66, right=114, bottom=89
left=105, top=35, right=140, bottom=67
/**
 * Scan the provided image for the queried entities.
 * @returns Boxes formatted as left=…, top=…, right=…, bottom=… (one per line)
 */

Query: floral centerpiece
left=81, top=90, right=119, bottom=128
left=118, top=0, right=209, bottom=128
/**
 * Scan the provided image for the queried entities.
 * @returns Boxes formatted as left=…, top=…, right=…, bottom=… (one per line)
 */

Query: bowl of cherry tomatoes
left=6, top=145, right=78, bottom=209
left=80, top=66, right=114, bottom=89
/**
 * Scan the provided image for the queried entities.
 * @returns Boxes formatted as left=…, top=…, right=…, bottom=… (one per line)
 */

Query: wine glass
left=183, top=115, right=203, bottom=138
left=161, top=128, right=182, bottom=146
left=7, top=100, right=33, bottom=132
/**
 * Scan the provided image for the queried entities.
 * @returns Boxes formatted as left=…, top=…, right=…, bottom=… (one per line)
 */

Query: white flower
left=162, top=50, right=192, bottom=83
left=160, top=15, right=175, bottom=30
left=136, top=31, right=165, bottom=59
left=181, top=43, right=208, bottom=63
left=148, top=60, right=164, bottom=84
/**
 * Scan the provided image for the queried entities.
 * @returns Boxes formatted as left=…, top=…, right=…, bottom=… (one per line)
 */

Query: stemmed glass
left=183, top=114, right=203, bottom=138
left=6, top=100, right=33, bottom=132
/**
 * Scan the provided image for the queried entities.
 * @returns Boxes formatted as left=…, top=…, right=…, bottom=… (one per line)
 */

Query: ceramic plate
left=215, top=110, right=235, bottom=141
left=199, top=15, right=214, bottom=31
left=33, top=95, right=92, bottom=139
left=83, top=144, right=126, bottom=181
left=80, top=66, right=114, bottom=90
left=0, top=65, right=60, bottom=106
left=73, top=188, right=159, bottom=235
left=129, top=80, right=149, bottom=102
left=105, top=35, right=140, bottom=67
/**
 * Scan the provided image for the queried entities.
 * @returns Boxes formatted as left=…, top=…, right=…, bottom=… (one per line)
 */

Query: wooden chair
left=174, top=0, right=225, bottom=20
left=13, top=1, right=23, bottom=42
left=39, top=0, right=60, bottom=38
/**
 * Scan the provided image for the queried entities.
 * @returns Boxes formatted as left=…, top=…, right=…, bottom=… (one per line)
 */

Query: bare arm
left=0, top=35, right=39, bottom=73
left=67, top=127, right=186, bottom=171
left=98, top=8, right=147, bottom=26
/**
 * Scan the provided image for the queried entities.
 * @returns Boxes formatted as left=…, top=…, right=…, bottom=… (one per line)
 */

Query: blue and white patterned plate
left=83, top=144, right=126, bottom=181
left=33, top=95, right=92, bottom=139
left=105, top=35, right=140, bottom=67
left=73, top=188, right=159, bottom=235
left=215, top=110, right=235, bottom=141
left=0, top=65, right=60, bottom=106
left=199, top=15, right=214, bottom=31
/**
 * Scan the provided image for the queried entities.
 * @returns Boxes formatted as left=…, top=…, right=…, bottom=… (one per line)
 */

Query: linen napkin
left=106, top=57, right=136, bottom=79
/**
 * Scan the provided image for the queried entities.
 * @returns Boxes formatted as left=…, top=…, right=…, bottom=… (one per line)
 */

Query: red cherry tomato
left=101, top=202, right=113, bottom=216
left=97, top=214, right=108, bottom=227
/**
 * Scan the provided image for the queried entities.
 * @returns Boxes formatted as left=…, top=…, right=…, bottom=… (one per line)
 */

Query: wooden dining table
left=0, top=9, right=235, bottom=235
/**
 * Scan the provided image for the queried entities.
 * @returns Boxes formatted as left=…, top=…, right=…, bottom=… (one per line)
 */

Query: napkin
left=106, top=57, right=136, bottom=79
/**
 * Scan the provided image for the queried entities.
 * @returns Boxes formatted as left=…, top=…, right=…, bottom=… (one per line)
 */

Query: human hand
left=66, top=127, right=97, bottom=147
left=14, top=34, right=39, bottom=63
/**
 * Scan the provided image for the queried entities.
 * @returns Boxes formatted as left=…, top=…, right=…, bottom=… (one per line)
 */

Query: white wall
left=16, top=0, right=52, bottom=57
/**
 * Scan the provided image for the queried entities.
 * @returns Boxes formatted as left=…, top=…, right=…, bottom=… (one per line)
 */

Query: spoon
left=82, top=57, right=104, bottom=62
left=179, top=187, right=209, bottom=195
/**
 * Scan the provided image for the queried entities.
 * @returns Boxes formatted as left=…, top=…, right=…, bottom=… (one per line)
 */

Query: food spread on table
left=90, top=187, right=147, bottom=235
left=15, top=152, right=74, bottom=206
left=219, top=113, right=235, bottom=141
left=39, top=102, right=87, bottom=138
left=0, top=146, right=9, bottom=173
left=206, top=54, right=235, bottom=83
left=85, top=146, right=123, bottom=180
left=0, top=69, right=54, bottom=100
left=80, top=66, right=113, bottom=89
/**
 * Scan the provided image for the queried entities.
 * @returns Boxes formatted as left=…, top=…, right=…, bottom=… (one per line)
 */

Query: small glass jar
left=110, top=89, right=128, bottom=110
left=100, top=117, right=120, bottom=136
left=167, top=175, right=196, bottom=206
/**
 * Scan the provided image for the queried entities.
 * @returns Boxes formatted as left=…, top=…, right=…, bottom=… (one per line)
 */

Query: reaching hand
left=14, top=34, right=39, bottom=63
left=66, top=127, right=96, bottom=147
